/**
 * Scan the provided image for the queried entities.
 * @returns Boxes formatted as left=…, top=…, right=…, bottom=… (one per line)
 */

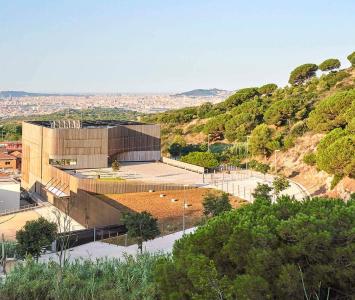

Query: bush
left=154, top=197, right=355, bottom=299
left=303, top=152, right=317, bottom=166
left=272, top=176, right=290, bottom=196
left=288, top=63, right=318, bottom=85
left=319, top=70, right=350, bottom=90
left=248, top=160, right=270, bottom=174
left=197, top=102, right=214, bottom=118
left=181, top=151, right=219, bottom=169
left=290, top=121, right=308, bottom=136
left=111, top=160, right=120, bottom=171
left=347, top=51, right=355, bottom=66
left=282, top=136, right=295, bottom=150
left=319, top=58, right=341, bottom=72
left=0, top=253, right=161, bottom=300
left=16, top=218, right=57, bottom=260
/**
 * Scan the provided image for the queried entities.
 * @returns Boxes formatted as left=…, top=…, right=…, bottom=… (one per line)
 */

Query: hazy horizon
left=1, top=0, right=354, bottom=93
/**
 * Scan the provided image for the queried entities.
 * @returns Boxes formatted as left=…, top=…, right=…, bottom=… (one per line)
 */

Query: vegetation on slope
left=143, top=51, right=355, bottom=190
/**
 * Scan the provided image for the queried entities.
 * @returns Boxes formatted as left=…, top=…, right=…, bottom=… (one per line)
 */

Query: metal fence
left=0, top=203, right=40, bottom=217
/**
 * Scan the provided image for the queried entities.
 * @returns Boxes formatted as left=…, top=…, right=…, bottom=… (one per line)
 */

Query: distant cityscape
left=0, top=89, right=232, bottom=118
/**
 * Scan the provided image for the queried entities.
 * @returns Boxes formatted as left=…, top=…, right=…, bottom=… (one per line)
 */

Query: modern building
left=21, top=120, right=161, bottom=195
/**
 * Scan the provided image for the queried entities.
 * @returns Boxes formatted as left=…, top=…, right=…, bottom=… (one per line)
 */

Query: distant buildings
left=0, top=153, right=17, bottom=171
left=0, top=142, right=22, bottom=175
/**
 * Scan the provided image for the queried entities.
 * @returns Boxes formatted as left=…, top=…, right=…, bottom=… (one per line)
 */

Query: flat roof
left=25, top=120, right=146, bottom=128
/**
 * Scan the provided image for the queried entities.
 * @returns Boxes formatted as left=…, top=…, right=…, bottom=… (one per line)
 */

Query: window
left=49, top=158, right=77, bottom=167
left=5, top=161, right=10, bottom=165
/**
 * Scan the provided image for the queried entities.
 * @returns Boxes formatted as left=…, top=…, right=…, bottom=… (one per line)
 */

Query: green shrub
left=347, top=51, right=355, bottom=66
left=319, top=70, right=350, bottom=90
left=282, top=136, right=295, bottom=150
left=330, top=174, right=343, bottom=189
left=248, top=160, right=270, bottom=174
left=181, top=151, right=219, bottom=169
left=303, top=152, right=317, bottom=166
left=290, top=121, right=308, bottom=136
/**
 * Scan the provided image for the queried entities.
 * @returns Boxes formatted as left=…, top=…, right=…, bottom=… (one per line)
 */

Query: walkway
left=40, top=227, right=196, bottom=262
left=205, top=170, right=309, bottom=202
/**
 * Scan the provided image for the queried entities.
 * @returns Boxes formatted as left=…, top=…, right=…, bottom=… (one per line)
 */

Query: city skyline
left=0, top=0, right=354, bottom=93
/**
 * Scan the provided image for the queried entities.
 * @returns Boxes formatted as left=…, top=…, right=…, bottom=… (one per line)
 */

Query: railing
left=0, top=203, right=40, bottom=216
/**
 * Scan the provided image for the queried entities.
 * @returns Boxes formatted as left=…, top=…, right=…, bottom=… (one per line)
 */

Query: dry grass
left=101, top=188, right=246, bottom=246
left=99, top=188, right=245, bottom=246
left=99, top=188, right=244, bottom=221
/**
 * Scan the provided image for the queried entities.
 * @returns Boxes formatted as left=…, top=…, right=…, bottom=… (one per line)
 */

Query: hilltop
left=143, top=52, right=355, bottom=198
left=0, top=90, right=90, bottom=98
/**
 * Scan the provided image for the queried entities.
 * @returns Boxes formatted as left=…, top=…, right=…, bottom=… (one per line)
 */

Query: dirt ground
left=100, top=188, right=245, bottom=221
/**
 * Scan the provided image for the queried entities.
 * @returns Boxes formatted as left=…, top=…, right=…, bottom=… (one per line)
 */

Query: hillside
left=172, top=88, right=230, bottom=97
left=143, top=53, right=355, bottom=198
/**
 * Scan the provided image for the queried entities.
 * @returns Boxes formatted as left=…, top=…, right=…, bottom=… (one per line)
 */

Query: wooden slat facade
left=22, top=121, right=161, bottom=197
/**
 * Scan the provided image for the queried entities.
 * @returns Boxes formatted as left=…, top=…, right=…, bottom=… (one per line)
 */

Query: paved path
left=40, top=227, right=196, bottom=262
left=206, top=170, right=309, bottom=202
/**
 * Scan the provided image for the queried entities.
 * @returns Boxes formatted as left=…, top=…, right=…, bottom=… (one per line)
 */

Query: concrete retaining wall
left=161, top=157, right=205, bottom=174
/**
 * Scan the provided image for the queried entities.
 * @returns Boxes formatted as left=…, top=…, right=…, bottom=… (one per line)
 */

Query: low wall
left=78, top=179, right=194, bottom=194
left=53, top=190, right=124, bottom=228
left=161, top=157, right=205, bottom=174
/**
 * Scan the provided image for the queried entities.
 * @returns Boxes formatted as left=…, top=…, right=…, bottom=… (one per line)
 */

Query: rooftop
left=26, top=120, right=145, bottom=128
left=0, top=153, right=16, bottom=160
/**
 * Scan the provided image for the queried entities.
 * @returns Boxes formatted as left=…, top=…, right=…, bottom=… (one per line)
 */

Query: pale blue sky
left=0, top=0, right=354, bottom=93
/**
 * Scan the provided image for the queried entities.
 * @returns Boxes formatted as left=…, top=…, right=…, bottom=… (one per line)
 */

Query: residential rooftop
left=25, top=120, right=146, bottom=128
left=0, top=153, right=16, bottom=160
